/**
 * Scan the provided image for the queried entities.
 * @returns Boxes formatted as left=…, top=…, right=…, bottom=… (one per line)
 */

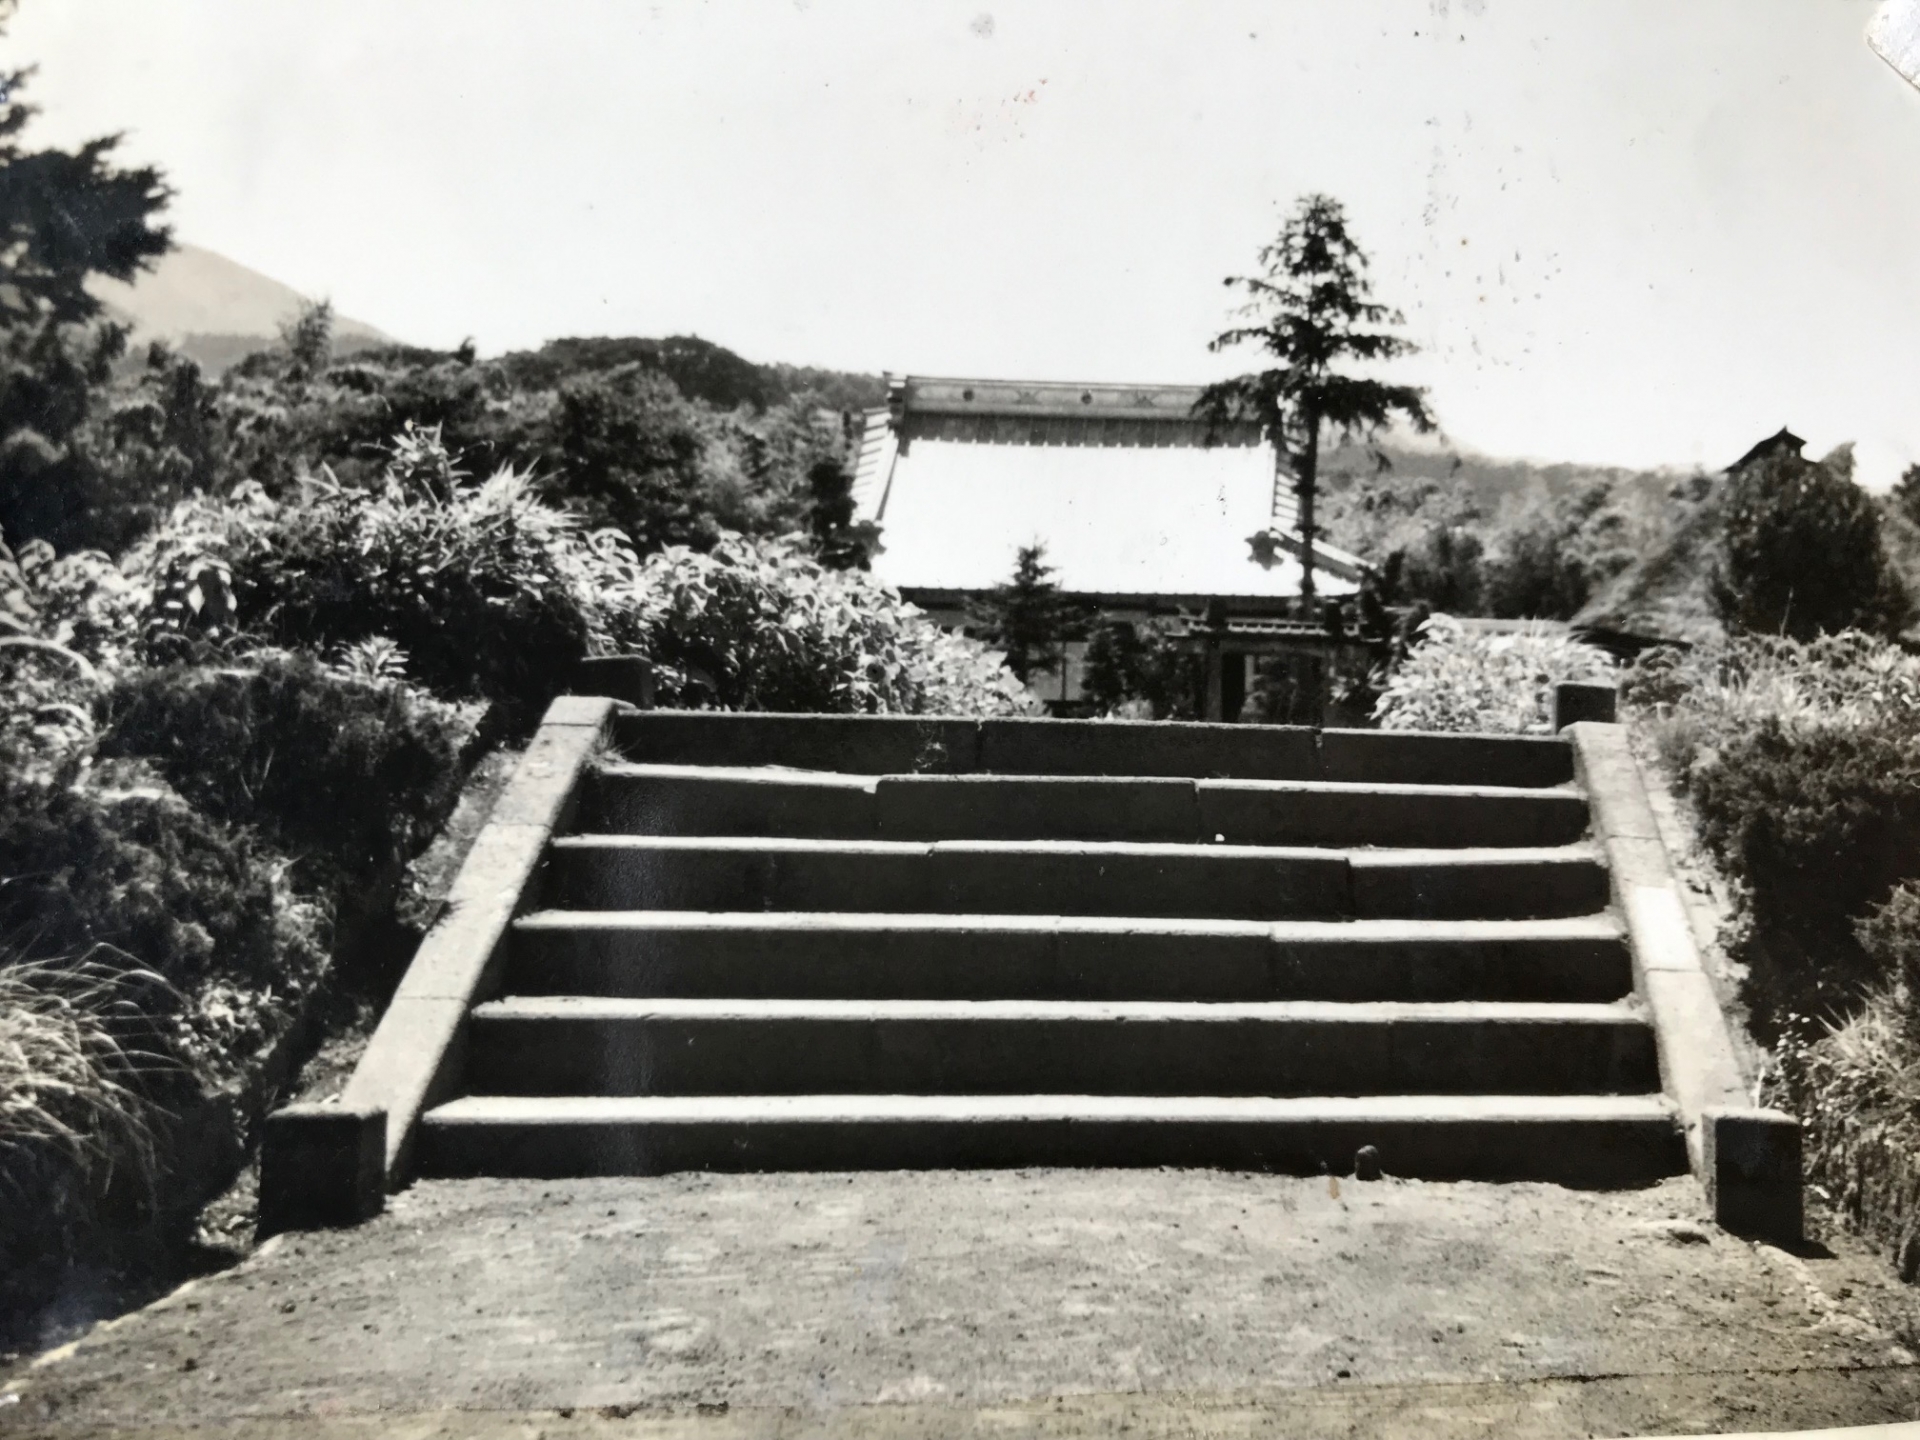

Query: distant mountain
left=86, top=243, right=395, bottom=373
left=497, top=334, right=886, bottom=414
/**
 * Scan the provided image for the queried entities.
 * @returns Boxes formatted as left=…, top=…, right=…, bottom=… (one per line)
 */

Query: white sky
left=8, top=1, right=1920, bottom=485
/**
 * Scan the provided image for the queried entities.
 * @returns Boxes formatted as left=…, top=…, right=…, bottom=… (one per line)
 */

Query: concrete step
left=416, top=1091, right=1686, bottom=1184
left=583, top=765, right=1591, bottom=849
left=612, top=711, right=1575, bottom=788
left=463, top=996, right=1659, bottom=1098
left=507, top=912, right=1633, bottom=1003
left=539, top=837, right=1606, bottom=921
left=1349, top=847, right=1611, bottom=920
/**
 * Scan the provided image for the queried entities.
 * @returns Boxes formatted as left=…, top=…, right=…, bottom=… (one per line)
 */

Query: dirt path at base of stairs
left=7, top=1169, right=1920, bottom=1438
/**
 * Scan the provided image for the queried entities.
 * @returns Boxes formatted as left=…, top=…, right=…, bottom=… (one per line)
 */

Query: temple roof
left=850, top=376, right=1367, bottom=601
left=1725, top=426, right=1806, bottom=473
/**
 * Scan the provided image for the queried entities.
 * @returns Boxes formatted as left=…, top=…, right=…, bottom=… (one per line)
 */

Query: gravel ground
left=6, top=1168, right=1920, bottom=1438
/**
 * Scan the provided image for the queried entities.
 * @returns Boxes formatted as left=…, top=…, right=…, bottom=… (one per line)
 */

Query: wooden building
left=848, top=375, right=1379, bottom=719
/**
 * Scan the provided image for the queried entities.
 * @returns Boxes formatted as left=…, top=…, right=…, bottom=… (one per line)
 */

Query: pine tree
left=0, top=62, right=172, bottom=327
left=0, top=52, right=173, bottom=549
left=969, top=544, right=1082, bottom=687
left=278, top=297, right=334, bottom=380
left=806, top=456, right=870, bottom=570
left=1195, top=195, right=1434, bottom=604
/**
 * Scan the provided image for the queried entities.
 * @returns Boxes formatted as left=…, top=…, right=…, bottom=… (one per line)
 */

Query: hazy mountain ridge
left=87, top=243, right=394, bottom=373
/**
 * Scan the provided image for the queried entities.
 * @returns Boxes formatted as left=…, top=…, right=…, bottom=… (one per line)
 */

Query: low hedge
left=97, top=651, right=472, bottom=894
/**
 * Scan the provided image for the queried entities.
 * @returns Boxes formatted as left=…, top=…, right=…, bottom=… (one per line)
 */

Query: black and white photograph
left=4, top=3, right=1920, bottom=1435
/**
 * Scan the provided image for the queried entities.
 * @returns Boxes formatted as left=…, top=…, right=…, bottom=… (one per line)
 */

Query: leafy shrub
left=618, top=534, right=1036, bottom=716
left=1629, top=631, right=1920, bottom=793
left=1714, top=444, right=1910, bottom=640
left=124, top=431, right=1032, bottom=728
left=907, top=621, right=1043, bottom=718
left=1082, top=619, right=1200, bottom=719
left=1628, top=631, right=1920, bottom=1033
left=97, top=651, right=471, bottom=890
left=129, top=433, right=612, bottom=730
left=1372, top=613, right=1614, bottom=733
left=2, top=535, right=148, bottom=686
left=1689, top=718, right=1920, bottom=1028
left=238, top=465, right=595, bottom=727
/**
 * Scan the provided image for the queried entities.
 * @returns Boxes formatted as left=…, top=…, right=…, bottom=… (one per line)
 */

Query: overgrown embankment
left=0, top=428, right=1032, bottom=1347
left=1626, top=635, right=1920, bottom=1269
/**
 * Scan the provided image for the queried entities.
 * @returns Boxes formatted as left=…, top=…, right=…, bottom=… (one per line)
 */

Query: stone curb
left=1564, top=719, right=1803, bottom=1241
left=256, top=694, right=623, bottom=1230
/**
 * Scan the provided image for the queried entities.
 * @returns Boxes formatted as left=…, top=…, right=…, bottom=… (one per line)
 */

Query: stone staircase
left=408, top=711, right=1685, bottom=1185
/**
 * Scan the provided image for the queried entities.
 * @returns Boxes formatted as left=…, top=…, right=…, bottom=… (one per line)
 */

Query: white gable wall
left=857, top=435, right=1360, bottom=600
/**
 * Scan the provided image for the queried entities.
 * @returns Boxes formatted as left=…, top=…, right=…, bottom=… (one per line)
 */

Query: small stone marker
left=1354, top=1145, right=1382, bottom=1181
left=1702, top=1106, right=1803, bottom=1242
left=571, top=655, right=655, bottom=709
left=1552, top=680, right=1618, bottom=730
left=258, top=1102, right=386, bottom=1236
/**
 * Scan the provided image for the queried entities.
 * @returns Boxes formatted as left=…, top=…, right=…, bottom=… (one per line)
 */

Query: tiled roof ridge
left=893, top=374, right=1221, bottom=421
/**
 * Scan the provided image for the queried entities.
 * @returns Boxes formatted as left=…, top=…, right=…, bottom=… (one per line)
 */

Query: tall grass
left=0, top=951, right=178, bottom=1214
left=1631, top=631, right=1920, bottom=786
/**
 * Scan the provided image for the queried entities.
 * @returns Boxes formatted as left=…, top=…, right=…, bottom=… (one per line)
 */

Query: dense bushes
left=1690, top=719, right=1920, bottom=1027
left=0, top=767, right=327, bottom=1322
left=1714, top=444, right=1910, bottom=640
left=1628, top=631, right=1920, bottom=1262
left=1081, top=619, right=1201, bottom=719
left=119, top=426, right=1033, bottom=730
left=132, top=433, right=621, bottom=728
left=626, top=536, right=1036, bottom=716
left=1372, top=614, right=1614, bottom=733
left=0, top=765, right=323, bottom=1018
left=230, top=468, right=599, bottom=729
left=1633, top=634, right=1920, bottom=1032
left=99, top=652, right=472, bottom=890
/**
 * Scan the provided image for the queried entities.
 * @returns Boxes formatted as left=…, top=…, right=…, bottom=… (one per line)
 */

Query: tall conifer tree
left=1196, top=195, right=1433, bottom=604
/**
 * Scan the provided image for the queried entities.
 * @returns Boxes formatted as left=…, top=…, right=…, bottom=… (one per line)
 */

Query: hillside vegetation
left=0, top=140, right=1007, bottom=1340
left=1316, top=437, right=1723, bottom=637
